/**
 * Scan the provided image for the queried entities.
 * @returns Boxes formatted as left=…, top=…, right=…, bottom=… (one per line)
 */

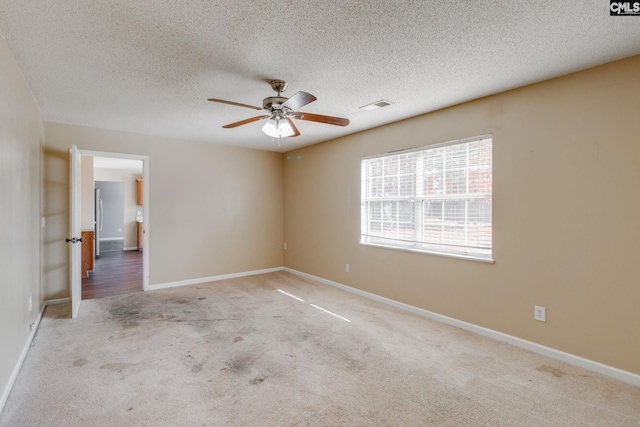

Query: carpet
left=2, top=271, right=639, bottom=426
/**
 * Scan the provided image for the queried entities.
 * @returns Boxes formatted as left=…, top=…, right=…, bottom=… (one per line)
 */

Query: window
left=361, top=135, right=492, bottom=261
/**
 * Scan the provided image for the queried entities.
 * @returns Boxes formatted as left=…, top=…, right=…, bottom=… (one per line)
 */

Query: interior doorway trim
left=79, top=149, right=150, bottom=292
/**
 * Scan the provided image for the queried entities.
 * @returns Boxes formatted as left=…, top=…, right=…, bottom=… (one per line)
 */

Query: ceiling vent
left=359, top=99, right=394, bottom=111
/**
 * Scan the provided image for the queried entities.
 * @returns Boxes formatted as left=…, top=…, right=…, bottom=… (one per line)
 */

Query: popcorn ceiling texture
left=0, top=1, right=639, bottom=151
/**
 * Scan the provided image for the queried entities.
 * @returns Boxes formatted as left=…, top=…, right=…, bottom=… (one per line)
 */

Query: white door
left=69, top=145, right=82, bottom=318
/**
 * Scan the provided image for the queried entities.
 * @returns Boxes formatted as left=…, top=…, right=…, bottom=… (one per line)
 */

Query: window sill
left=360, top=241, right=495, bottom=264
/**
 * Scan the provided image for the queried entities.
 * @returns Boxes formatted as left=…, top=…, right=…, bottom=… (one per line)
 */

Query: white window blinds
left=361, top=136, right=492, bottom=260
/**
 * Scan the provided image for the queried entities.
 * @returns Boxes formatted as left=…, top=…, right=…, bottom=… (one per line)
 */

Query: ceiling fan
left=208, top=80, right=349, bottom=138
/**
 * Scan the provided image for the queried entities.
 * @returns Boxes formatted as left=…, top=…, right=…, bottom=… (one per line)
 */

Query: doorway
left=76, top=150, right=149, bottom=301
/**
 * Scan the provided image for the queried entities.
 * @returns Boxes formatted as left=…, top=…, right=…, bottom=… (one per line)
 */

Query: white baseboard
left=0, top=304, right=45, bottom=414
left=123, top=247, right=138, bottom=251
left=149, top=267, right=284, bottom=291
left=284, top=268, right=640, bottom=388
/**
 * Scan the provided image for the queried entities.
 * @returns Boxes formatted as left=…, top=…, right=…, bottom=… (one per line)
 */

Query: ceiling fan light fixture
left=262, top=117, right=295, bottom=138
left=211, top=79, right=349, bottom=138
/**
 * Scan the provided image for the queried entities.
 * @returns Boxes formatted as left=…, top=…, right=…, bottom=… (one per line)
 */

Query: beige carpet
left=2, top=271, right=639, bottom=426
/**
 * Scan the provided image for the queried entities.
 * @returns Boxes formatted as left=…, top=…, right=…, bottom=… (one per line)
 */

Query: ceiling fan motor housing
left=263, top=96, right=288, bottom=110
left=269, top=79, right=288, bottom=93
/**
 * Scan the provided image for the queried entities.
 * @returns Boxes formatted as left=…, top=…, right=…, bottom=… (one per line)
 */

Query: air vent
left=359, top=99, right=394, bottom=111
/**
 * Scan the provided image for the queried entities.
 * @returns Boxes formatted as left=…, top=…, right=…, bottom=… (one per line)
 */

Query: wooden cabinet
left=136, top=179, right=143, bottom=205
left=81, top=230, right=94, bottom=278
left=137, top=222, right=144, bottom=252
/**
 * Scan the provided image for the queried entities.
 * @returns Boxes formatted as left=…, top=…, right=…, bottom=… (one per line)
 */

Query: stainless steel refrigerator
left=94, top=181, right=125, bottom=257
left=95, top=188, right=103, bottom=258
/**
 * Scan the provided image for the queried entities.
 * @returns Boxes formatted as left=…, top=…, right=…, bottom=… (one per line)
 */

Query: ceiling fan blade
left=292, top=112, right=350, bottom=127
left=286, top=118, right=300, bottom=137
left=281, top=91, right=317, bottom=111
left=208, top=98, right=262, bottom=110
left=222, top=115, right=270, bottom=128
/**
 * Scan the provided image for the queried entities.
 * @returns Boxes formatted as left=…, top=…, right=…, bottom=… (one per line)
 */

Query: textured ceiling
left=1, top=1, right=639, bottom=152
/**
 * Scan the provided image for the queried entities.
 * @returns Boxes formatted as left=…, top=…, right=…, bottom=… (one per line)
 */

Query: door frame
left=74, top=149, right=150, bottom=294
left=70, top=145, right=82, bottom=318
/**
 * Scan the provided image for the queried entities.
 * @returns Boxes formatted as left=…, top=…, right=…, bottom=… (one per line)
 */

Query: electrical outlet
left=29, top=295, right=33, bottom=312
left=534, top=306, right=546, bottom=322
left=345, top=264, right=350, bottom=273
left=283, top=243, right=287, bottom=250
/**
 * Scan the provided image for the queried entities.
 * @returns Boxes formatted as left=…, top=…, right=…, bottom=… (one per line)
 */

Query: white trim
left=98, top=237, right=124, bottom=241
left=361, top=137, right=493, bottom=262
left=360, top=241, right=495, bottom=263
left=149, top=267, right=284, bottom=291
left=123, top=247, right=138, bottom=251
left=0, top=305, right=45, bottom=414
left=284, top=268, right=640, bottom=388
left=79, top=149, right=150, bottom=292
left=142, top=156, right=149, bottom=291
left=362, top=134, right=492, bottom=160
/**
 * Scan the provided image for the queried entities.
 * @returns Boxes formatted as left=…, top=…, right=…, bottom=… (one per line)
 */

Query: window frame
left=360, top=135, right=494, bottom=263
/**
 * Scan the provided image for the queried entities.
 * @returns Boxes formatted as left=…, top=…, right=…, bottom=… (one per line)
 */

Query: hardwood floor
left=82, top=250, right=143, bottom=300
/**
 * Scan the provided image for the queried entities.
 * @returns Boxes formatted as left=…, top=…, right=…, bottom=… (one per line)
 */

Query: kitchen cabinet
left=136, top=179, right=143, bottom=205
left=81, top=230, right=94, bottom=278
left=137, top=222, right=144, bottom=252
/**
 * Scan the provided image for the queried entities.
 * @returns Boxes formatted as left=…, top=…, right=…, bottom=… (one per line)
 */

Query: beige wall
left=283, top=55, right=640, bottom=375
left=80, top=156, right=94, bottom=231
left=44, top=123, right=284, bottom=298
left=93, top=166, right=142, bottom=249
left=0, top=33, right=44, bottom=404
left=3, top=19, right=637, bottom=401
